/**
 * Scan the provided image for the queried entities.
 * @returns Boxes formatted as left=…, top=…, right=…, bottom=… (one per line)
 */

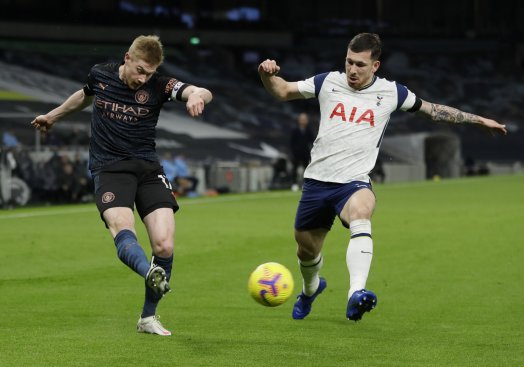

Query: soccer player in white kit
left=258, top=33, right=507, bottom=321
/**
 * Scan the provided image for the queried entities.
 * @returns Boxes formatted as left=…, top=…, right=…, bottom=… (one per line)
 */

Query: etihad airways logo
left=95, top=97, right=150, bottom=123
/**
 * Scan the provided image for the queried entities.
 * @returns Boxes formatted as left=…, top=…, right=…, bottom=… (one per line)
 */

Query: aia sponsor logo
left=135, top=89, right=150, bottom=104
left=329, top=103, right=375, bottom=126
left=101, top=192, right=115, bottom=204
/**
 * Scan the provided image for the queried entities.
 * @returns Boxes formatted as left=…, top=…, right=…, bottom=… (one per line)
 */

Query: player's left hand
left=186, top=93, right=205, bottom=117
left=481, top=118, right=507, bottom=136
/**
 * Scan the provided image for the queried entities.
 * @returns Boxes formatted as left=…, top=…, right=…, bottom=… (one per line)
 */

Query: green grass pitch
left=0, top=174, right=522, bottom=366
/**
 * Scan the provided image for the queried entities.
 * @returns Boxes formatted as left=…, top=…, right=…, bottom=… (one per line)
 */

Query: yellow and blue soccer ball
left=248, top=262, right=294, bottom=307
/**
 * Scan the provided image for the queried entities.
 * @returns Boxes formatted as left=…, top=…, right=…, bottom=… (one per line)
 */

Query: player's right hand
left=30, top=115, right=53, bottom=134
left=258, top=59, right=280, bottom=76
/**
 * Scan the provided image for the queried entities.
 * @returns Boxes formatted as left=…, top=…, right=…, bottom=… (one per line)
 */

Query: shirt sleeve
left=297, top=72, right=331, bottom=99
left=83, top=67, right=96, bottom=96
left=396, top=83, right=418, bottom=111
left=159, top=76, right=189, bottom=102
left=297, top=76, right=316, bottom=99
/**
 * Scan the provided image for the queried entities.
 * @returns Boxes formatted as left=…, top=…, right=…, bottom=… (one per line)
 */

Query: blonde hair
left=128, top=35, right=164, bottom=65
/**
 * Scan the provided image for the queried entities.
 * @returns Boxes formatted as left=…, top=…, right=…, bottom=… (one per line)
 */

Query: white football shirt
left=297, top=71, right=417, bottom=183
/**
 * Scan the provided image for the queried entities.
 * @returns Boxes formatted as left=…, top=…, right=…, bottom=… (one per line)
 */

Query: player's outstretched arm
left=30, top=89, right=93, bottom=133
left=417, top=99, right=507, bottom=135
left=181, top=85, right=213, bottom=117
left=258, top=59, right=303, bottom=101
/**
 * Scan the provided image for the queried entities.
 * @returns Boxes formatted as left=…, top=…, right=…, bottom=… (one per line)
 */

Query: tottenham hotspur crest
left=376, top=95, right=383, bottom=106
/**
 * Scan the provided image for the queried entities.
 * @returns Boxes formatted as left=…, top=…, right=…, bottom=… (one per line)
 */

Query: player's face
left=345, top=49, right=380, bottom=90
left=122, top=53, right=158, bottom=90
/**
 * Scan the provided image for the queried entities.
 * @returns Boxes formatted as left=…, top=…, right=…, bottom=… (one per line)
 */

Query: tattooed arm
left=417, top=100, right=507, bottom=135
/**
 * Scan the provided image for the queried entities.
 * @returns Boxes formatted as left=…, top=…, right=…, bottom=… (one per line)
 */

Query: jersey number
left=158, top=175, right=173, bottom=190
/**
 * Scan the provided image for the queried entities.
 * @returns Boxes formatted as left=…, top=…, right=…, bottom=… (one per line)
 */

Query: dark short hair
left=348, top=33, right=382, bottom=60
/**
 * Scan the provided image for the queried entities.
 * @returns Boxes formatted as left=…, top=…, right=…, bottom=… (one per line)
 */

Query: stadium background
left=0, top=3, right=522, bottom=367
left=0, top=0, right=523, bottom=206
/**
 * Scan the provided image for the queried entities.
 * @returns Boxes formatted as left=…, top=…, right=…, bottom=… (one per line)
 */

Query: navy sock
left=141, top=254, right=173, bottom=318
left=114, top=230, right=150, bottom=278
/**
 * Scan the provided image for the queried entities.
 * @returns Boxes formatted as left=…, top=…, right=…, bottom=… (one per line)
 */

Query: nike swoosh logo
left=360, top=251, right=373, bottom=254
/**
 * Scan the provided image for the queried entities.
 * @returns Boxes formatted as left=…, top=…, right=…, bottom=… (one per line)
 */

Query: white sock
left=299, top=254, right=323, bottom=296
left=347, top=219, right=373, bottom=299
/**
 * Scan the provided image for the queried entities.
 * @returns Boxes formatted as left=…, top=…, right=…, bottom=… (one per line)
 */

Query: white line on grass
left=0, top=191, right=300, bottom=220
left=0, top=207, right=94, bottom=219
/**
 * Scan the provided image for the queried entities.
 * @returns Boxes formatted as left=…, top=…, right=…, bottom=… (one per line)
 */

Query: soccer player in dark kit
left=31, top=35, right=213, bottom=335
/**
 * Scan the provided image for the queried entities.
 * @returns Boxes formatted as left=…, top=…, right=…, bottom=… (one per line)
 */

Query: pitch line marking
left=0, top=191, right=299, bottom=220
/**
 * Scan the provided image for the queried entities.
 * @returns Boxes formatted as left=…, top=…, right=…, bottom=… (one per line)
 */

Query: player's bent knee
left=104, top=208, right=136, bottom=236
left=151, top=238, right=174, bottom=257
left=154, top=246, right=173, bottom=258
left=296, top=241, right=321, bottom=261
left=349, top=209, right=373, bottom=223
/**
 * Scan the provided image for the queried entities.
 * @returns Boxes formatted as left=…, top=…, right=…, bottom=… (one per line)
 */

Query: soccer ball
left=248, top=262, right=294, bottom=307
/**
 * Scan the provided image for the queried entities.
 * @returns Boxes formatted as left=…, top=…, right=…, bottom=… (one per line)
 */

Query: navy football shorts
left=294, top=178, right=373, bottom=231
left=92, top=159, right=179, bottom=224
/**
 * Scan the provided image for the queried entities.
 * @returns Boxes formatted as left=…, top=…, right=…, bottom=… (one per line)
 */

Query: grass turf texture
left=0, top=175, right=522, bottom=366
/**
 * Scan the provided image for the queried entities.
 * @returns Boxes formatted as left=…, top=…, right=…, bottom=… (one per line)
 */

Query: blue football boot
left=346, top=289, right=377, bottom=321
left=292, top=278, right=327, bottom=319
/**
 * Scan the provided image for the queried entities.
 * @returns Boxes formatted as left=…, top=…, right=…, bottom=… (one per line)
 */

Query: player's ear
left=372, top=60, right=381, bottom=73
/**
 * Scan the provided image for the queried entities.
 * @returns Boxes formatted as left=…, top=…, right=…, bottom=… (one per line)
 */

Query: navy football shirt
left=83, top=62, right=188, bottom=171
